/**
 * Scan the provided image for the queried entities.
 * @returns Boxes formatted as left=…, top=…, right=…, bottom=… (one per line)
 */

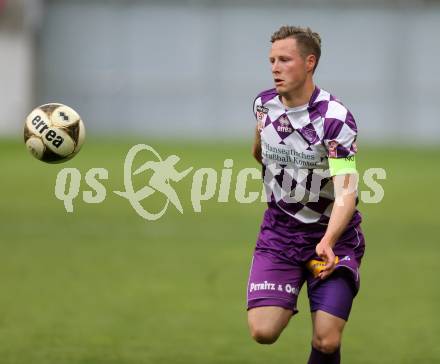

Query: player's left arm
left=317, top=102, right=359, bottom=279
left=316, top=166, right=358, bottom=279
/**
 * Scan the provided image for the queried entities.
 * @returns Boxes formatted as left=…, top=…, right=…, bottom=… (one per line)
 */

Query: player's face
left=269, top=38, right=309, bottom=95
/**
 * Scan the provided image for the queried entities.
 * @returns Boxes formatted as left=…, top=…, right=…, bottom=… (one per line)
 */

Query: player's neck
left=280, top=81, right=315, bottom=108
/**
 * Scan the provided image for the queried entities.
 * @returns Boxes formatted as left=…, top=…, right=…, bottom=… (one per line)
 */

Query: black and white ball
left=24, top=103, right=86, bottom=163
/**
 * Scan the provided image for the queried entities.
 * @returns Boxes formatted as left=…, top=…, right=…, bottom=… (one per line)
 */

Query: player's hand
left=315, top=241, right=336, bottom=279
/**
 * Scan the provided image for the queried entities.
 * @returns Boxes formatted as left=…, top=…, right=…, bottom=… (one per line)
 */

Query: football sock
left=307, top=345, right=340, bottom=364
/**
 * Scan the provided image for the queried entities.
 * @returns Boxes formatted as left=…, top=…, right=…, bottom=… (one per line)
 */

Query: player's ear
left=305, top=54, right=316, bottom=73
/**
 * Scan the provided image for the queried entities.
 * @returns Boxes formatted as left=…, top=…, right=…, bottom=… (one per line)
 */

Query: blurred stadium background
left=1, top=1, right=439, bottom=363
left=2, top=0, right=440, bottom=142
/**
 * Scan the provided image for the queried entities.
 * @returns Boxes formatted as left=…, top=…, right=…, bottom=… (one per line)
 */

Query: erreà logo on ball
left=31, top=115, right=64, bottom=148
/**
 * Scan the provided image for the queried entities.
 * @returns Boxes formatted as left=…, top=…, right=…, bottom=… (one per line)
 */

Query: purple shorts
left=247, top=213, right=365, bottom=321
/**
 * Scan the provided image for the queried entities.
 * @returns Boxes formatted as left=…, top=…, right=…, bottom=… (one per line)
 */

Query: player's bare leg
left=307, top=310, right=346, bottom=363
left=247, top=306, right=292, bottom=344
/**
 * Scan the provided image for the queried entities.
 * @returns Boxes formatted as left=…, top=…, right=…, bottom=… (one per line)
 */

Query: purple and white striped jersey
left=253, top=86, right=362, bottom=230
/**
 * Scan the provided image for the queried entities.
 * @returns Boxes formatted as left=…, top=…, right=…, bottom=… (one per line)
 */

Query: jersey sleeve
left=322, top=100, right=358, bottom=176
left=252, top=96, right=269, bottom=125
left=252, top=96, right=259, bottom=121
left=323, top=100, right=358, bottom=159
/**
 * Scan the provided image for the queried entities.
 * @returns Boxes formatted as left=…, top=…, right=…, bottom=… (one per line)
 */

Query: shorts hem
left=247, top=298, right=298, bottom=315
left=310, top=304, right=350, bottom=321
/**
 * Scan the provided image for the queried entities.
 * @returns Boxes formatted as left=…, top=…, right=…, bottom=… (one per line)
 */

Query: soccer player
left=247, top=26, right=365, bottom=364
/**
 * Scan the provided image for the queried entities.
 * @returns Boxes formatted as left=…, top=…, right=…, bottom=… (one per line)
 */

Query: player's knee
left=247, top=306, right=291, bottom=344
left=249, top=320, right=280, bottom=345
left=312, top=334, right=341, bottom=354
left=250, top=327, right=279, bottom=345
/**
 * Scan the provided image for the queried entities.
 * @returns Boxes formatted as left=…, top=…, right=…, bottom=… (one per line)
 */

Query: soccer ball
left=24, top=103, right=86, bottom=163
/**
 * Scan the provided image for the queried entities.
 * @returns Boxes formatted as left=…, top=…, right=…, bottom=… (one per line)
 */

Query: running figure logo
left=115, top=144, right=193, bottom=221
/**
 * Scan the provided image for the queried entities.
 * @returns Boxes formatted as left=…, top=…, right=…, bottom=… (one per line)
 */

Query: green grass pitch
left=0, top=138, right=439, bottom=363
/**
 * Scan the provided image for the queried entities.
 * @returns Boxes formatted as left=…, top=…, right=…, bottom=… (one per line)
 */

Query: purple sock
left=307, top=346, right=340, bottom=364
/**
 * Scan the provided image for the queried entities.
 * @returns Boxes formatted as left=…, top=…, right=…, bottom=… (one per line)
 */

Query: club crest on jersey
left=299, top=124, right=319, bottom=145
left=256, top=105, right=269, bottom=122
left=277, top=115, right=293, bottom=133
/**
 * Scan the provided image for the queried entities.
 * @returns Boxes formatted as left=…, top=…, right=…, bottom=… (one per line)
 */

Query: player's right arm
left=251, top=95, right=264, bottom=165
left=252, top=122, right=263, bottom=165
